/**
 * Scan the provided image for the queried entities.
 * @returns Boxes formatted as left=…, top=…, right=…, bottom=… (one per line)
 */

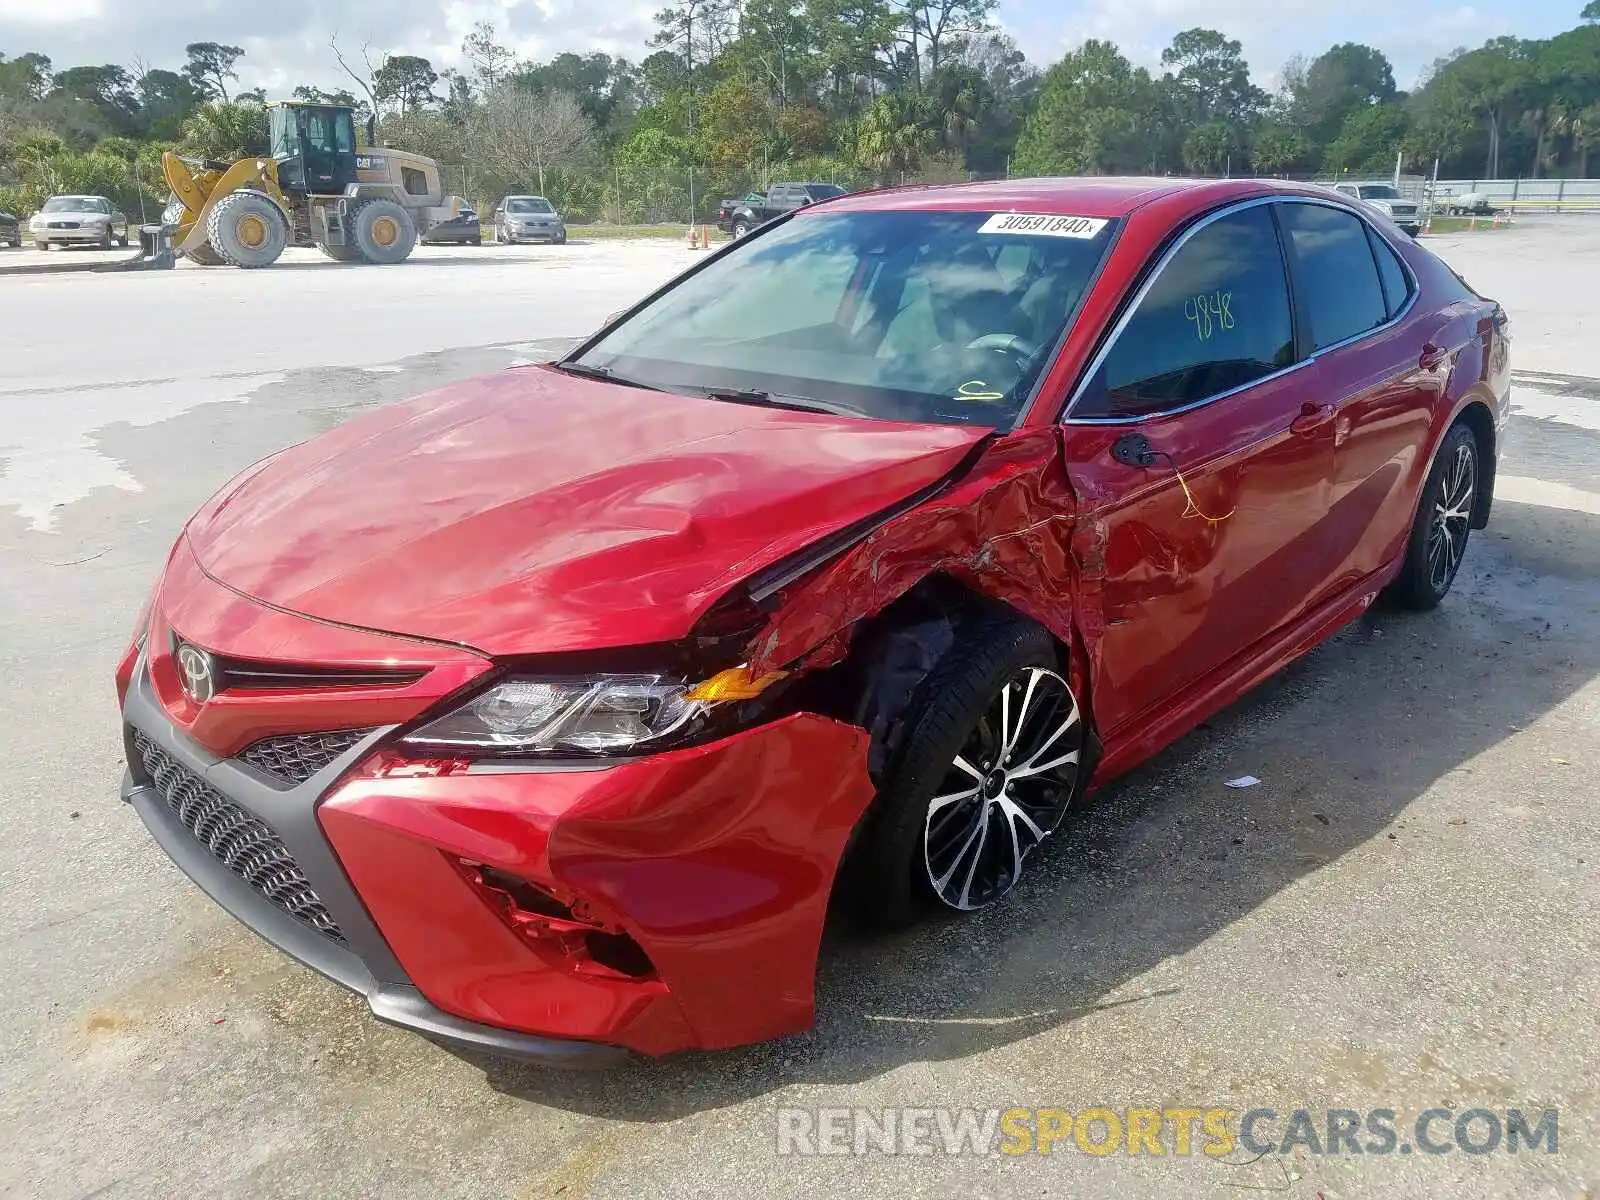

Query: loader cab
left=269, top=103, right=359, bottom=197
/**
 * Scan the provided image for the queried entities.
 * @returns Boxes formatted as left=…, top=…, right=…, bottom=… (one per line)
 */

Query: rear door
left=1276, top=201, right=1439, bottom=592
left=1062, top=201, right=1340, bottom=736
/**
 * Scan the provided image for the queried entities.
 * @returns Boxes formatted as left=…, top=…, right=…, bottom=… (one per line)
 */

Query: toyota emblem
left=176, top=643, right=216, bottom=704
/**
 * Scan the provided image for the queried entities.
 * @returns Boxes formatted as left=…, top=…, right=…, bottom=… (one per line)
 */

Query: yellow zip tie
left=1164, top=454, right=1235, bottom=524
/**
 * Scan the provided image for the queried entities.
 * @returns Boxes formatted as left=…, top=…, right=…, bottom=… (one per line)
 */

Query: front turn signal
left=684, top=665, right=789, bottom=703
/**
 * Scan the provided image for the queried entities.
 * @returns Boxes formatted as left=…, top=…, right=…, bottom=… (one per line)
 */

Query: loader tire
left=185, top=242, right=225, bottom=266
left=318, top=242, right=361, bottom=263
left=206, top=191, right=288, bottom=268
left=348, top=198, right=416, bottom=264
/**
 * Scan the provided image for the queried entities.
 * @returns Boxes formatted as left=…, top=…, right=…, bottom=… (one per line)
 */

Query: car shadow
left=465, top=497, right=1596, bottom=1120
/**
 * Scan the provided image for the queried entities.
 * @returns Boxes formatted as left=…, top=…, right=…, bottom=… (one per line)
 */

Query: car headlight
left=402, top=668, right=785, bottom=756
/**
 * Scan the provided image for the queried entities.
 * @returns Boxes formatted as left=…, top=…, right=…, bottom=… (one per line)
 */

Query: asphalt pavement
left=0, top=224, right=1597, bottom=1199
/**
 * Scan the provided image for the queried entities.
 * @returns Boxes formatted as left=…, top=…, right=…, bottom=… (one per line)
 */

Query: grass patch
left=1421, top=215, right=1508, bottom=234
left=571, top=223, right=727, bottom=241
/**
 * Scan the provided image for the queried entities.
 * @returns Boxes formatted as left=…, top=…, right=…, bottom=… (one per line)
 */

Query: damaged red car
left=117, top=177, right=1510, bottom=1065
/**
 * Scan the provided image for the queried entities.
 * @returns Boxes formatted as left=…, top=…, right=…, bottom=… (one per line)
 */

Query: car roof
left=52, top=194, right=111, bottom=201
left=822, top=176, right=1290, bottom=219
left=503, top=195, right=551, bottom=202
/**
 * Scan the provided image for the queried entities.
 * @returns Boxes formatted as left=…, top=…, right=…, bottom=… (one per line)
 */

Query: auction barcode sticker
left=978, top=213, right=1108, bottom=238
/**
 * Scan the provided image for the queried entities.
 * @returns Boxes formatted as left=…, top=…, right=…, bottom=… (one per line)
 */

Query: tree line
left=3, top=4, right=1599, bottom=223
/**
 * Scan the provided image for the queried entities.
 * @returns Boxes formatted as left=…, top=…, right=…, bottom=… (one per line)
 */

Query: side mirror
left=366, top=114, right=378, bottom=148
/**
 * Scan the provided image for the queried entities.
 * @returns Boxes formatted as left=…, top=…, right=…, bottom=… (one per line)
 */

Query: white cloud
left=0, top=0, right=657, bottom=96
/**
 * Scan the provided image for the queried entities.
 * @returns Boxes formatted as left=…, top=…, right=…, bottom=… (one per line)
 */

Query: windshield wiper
left=691, top=386, right=865, bottom=418
left=551, top=360, right=663, bottom=391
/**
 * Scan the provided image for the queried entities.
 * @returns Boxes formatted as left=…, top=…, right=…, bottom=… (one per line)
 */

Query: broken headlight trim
left=401, top=667, right=788, bottom=756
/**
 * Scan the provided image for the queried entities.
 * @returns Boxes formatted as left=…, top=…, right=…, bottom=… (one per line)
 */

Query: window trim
left=1061, top=195, right=1419, bottom=427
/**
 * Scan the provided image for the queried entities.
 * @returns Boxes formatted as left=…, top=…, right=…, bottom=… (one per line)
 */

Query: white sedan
left=31, top=195, right=130, bottom=249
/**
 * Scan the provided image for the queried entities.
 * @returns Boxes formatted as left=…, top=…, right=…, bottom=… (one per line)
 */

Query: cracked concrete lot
left=1, top=226, right=1597, bottom=1199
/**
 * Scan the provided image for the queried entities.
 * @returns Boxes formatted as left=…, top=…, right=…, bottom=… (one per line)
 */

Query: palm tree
left=179, top=100, right=268, bottom=161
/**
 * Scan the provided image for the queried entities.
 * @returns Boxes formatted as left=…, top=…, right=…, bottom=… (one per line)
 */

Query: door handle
left=1290, top=402, right=1335, bottom=435
left=1419, top=341, right=1450, bottom=371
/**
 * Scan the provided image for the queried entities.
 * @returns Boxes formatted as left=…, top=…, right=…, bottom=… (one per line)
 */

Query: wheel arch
left=804, top=574, right=1098, bottom=788
left=1450, top=397, right=1497, bottom=529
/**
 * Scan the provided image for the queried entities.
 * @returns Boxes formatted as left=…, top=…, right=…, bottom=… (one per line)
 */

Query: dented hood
left=186, top=366, right=985, bottom=656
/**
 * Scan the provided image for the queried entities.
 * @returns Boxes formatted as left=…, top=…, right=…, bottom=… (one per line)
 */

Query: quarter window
left=1367, top=227, right=1413, bottom=318
left=1075, top=205, right=1294, bottom=419
left=1279, top=203, right=1388, bottom=350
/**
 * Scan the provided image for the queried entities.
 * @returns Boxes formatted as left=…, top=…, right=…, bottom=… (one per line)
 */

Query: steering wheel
left=964, top=332, right=1039, bottom=366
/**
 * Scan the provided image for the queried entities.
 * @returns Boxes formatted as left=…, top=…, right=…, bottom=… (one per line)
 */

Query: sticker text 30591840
left=978, top=213, right=1109, bottom=239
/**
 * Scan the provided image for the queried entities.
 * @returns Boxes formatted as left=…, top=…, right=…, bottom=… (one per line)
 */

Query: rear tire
left=36, top=240, right=49, bottom=251
left=348, top=198, right=416, bottom=264
left=1385, top=422, right=1479, bottom=610
left=206, top=191, right=288, bottom=268
left=732, top=219, right=750, bottom=238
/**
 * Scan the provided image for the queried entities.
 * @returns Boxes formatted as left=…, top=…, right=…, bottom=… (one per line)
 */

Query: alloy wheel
left=1427, top=439, right=1475, bottom=593
left=923, top=667, right=1083, bottom=911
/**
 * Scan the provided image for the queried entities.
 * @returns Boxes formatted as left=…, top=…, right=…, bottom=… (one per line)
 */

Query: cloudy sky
left=0, top=0, right=1583, bottom=96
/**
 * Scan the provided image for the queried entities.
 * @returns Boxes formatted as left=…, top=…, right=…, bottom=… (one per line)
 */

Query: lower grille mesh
left=133, top=732, right=345, bottom=942
left=237, top=728, right=374, bottom=787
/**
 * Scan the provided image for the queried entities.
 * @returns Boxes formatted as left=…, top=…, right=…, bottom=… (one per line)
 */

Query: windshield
left=808, top=184, right=846, bottom=199
left=43, top=197, right=108, bottom=213
left=1358, top=185, right=1401, bottom=200
left=507, top=198, right=554, bottom=214
left=572, top=209, right=1117, bottom=428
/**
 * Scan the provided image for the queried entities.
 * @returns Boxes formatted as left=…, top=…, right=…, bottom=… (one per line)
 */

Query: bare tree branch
left=329, top=32, right=380, bottom=115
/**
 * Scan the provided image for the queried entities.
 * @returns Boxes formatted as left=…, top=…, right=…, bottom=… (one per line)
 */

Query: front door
left=1062, top=201, right=1341, bottom=738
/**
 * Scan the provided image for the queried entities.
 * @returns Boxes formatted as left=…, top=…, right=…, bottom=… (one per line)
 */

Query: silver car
left=1333, top=182, right=1422, bottom=237
left=31, top=195, right=130, bottom=249
left=493, top=195, right=567, bottom=245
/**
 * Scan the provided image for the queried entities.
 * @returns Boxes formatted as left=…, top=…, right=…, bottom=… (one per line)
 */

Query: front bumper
left=120, top=618, right=876, bottom=1059
left=120, top=653, right=629, bottom=1066
left=37, top=229, right=112, bottom=243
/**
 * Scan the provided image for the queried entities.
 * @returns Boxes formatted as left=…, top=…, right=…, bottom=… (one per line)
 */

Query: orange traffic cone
left=1422, top=212, right=1432, bottom=235
left=1469, top=215, right=1478, bottom=231
left=686, top=223, right=699, bottom=248
left=700, top=225, right=711, bottom=249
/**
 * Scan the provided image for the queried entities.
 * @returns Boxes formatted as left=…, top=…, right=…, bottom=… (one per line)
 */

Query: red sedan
left=117, top=177, right=1509, bottom=1064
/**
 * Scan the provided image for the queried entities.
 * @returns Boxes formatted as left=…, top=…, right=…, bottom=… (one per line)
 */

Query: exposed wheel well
left=1454, top=401, right=1497, bottom=528
left=774, top=575, right=1081, bottom=785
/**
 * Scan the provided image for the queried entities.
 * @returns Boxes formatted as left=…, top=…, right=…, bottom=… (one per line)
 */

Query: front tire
left=206, top=191, right=289, bottom=268
left=1386, top=422, right=1479, bottom=609
left=731, top=219, right=750, bottom=238
left=851, top=619, right=1085, bottom=928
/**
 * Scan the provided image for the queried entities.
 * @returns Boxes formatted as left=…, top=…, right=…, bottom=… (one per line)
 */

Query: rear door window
left=1278, top=203, right=1389, bottom=350
left=1367, top=227, right=1414, bottom=318
left=1074, top=204, right=1295, bottom=419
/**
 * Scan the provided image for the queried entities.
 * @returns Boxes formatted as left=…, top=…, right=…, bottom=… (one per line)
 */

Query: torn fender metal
left=744, top=428, right=1089, bottom=682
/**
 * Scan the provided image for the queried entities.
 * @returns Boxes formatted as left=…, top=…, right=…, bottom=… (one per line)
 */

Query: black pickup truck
left=717, top=182, right=846, bottom=236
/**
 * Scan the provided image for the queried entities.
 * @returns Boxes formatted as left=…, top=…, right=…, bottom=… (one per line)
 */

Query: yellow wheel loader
left=162, top=102, right=464, bottom=268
